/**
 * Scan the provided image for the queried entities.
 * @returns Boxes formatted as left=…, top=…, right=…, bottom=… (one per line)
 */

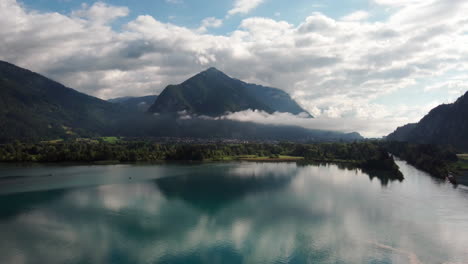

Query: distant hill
left=108, top=95, right=158, bottom=112
left=387, top=91, right=468, bottom=151
left=0, top=60, right=132, bottom=142
left=148, top=67, right=311, bottom=117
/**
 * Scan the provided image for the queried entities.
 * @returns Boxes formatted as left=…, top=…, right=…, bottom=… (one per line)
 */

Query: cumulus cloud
left=341, top=11, right=369, bottom=21
left=0, top=0, right=467, bottom=136
left=228, top=0, right=265, bottom=16
left=197, top=17, right=223, bottom=33
left=71, top=2, right=129, bottom=25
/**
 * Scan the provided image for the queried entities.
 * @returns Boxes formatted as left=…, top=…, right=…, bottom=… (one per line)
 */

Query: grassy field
left=40, top=139, right=64, bottom=144
left=205, top=155, right=304, bottom=162
left=237, top=155, right=304, bottom=162
left=454, top=154, right=468, bottom=171
left=100, top=137, right=120, bottom=143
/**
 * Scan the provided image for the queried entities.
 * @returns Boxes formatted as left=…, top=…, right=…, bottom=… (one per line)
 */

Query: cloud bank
left=0, top=0, right=467, bottom=136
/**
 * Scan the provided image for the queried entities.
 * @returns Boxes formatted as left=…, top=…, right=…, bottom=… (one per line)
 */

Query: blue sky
left=20, top=0, right=386, bottom=33
left=2, top=0, right=468, bottom=136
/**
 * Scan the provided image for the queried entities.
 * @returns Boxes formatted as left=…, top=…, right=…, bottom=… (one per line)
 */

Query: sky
left=1, top=0, right=467, bottom=137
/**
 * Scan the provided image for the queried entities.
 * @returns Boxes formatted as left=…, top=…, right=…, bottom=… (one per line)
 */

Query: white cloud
left=0, top=0, right=467, bottom=136
left=423, top=79, right=468, bottom=97
left=200, top=107, right=430, bottom=138
left=197, top=17, right=223, bottom=33
left=228, top=0, right=265, bottom=16
left=71, top=2, right=129, bottom=25
left=341, top=11, right=369, bottom=21
left=387, top=0, right=468, bottom=28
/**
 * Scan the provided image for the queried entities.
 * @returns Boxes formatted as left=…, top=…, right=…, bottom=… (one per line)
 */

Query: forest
left=1, top=139, right=462, bottom=181
left=0, top=140, right=406, bottom=179
left=0, top=140, right=384, bottom=162
left=383, top=141, right=459, bottom=179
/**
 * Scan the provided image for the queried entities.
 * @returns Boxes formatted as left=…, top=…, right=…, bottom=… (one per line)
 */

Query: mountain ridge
left=148, top=67, right=311, bottom=117
left=387, top=91, right=468, bottom=151
left=0, top=60, right=134, bottom=141
left=0, top=61, right=361, bottom=142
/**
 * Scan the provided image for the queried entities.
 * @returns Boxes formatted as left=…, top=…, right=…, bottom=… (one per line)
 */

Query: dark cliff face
left=148, top=67, right=311, bottom=117
left=387, top=91, right=468, bottom=151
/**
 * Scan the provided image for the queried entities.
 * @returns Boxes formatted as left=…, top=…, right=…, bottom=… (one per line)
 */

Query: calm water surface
left=0, top=161, right=467, bottom=264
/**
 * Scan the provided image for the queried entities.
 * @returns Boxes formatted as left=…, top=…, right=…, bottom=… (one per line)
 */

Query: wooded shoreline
left=1, top=139, right=465, bottom=185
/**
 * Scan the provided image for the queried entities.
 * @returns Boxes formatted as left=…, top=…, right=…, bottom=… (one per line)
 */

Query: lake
left=0, top=161, right=467, bottom=264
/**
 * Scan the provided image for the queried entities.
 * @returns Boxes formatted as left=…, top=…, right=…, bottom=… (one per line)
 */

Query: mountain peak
left=205, top=67, right=221, bottom=72
left=148, top=67, right=311, bottom=117
left=199, top=67, right=226, bottom=77
left=182, top=67, right=231, bottom=85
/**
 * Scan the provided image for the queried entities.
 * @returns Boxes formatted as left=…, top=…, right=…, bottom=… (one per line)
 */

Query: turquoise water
left=0, top=161, right=467, bottom=264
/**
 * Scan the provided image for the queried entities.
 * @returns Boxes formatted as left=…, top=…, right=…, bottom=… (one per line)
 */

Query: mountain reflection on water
left=155, top=163, right=296, bottom=213
left=0, top=161, right=467, bottom=264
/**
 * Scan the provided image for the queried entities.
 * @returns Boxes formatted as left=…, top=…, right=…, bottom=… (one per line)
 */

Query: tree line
left=0, top=140, right=389, bottom=163
left=1, top=140, right=460, bottom=181
left=383, top=141, right=458, bottom=179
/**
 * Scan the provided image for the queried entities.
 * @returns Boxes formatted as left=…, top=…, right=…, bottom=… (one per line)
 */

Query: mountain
left=386, top=123, right=417, bottom=141
left=0, top=60, right=132, bottom=142
left=0, top=61, right=360, bottom=143
left=108, top=95, right=158, bottom=112
left=148, top=67, right=311, bottom=117
left=387, top=91, right=468, bottom=151
left=245, top=84, right=311, bottom=116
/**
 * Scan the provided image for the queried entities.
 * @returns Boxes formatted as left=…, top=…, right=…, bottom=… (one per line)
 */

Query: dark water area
left=0, top=161, right=467, bottom=264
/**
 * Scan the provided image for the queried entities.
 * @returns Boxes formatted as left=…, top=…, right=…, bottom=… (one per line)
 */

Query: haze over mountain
left=0, top=61, right=361, bottom=142
left=148, top=67, right=311, bottom=117
left=108, top=95, right=158, bottom=112
left=387, top=91, right=468, bottom=151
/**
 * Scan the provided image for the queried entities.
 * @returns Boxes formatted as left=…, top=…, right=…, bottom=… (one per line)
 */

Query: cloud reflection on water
left=0, top=162, right=467, bottom=263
